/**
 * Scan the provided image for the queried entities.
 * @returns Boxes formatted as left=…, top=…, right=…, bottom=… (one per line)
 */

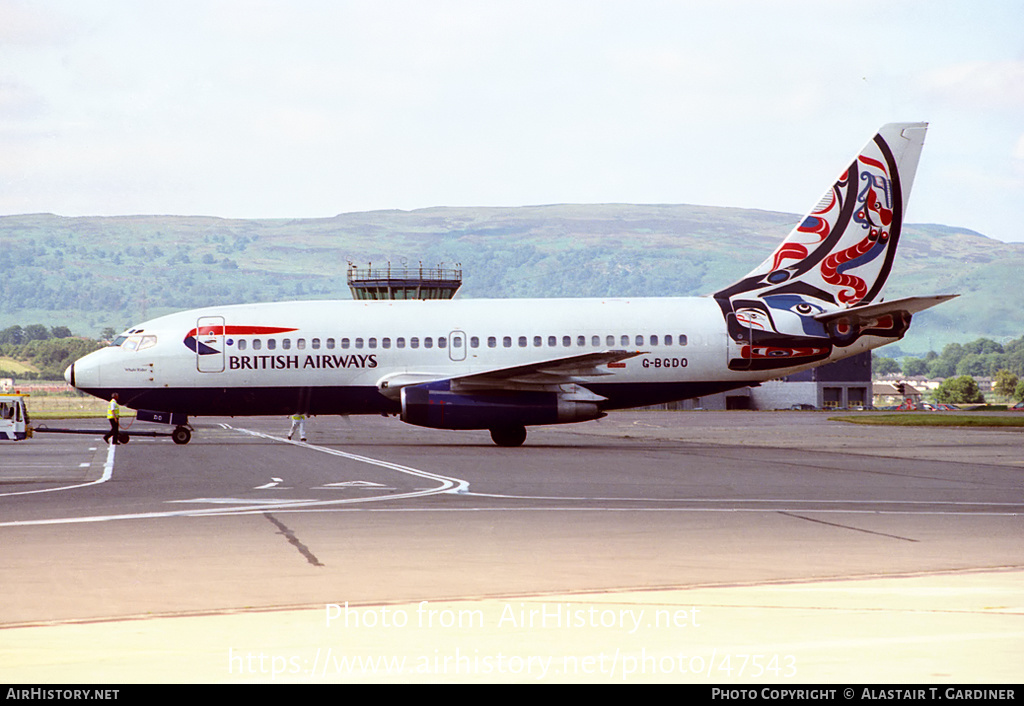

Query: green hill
left=2, top=206, right=1021, bottom=353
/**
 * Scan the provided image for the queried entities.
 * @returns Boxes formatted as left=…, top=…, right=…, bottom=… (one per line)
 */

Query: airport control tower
left=346, top=263, right=462, bottom=300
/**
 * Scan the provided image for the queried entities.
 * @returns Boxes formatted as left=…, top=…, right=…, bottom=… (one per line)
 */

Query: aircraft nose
left=65, top=350, right=102, bottom=391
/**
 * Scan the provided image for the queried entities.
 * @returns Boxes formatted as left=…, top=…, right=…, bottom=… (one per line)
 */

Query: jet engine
left=399, top=381, right=604, bottom=431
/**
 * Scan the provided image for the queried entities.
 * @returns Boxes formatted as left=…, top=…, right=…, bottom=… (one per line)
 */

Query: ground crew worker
left=288, top=412, right=306, bottom=442
left=103, top=393, right=120, bottom=445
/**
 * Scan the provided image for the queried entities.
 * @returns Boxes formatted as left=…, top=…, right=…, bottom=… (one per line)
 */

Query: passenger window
left=355, top=338, right=364, bottom=349
left=562, top=336, right=571, bottom=347
left=503, top=336, right=512, bottom=348
left=312, top=338, right=320, bottom=349
left=238, top=339, right=247, bottom=351
left=470, top=337, right=479, bottom=348
left=518, top=336, right=527, bottom=348
left=326, top=338, right=335, bottom=350
left=650, top=335, right=659, bottom=346
left=397, top=337, right=405, bottom=348
left=297, top=339, right=306, bottom=350
left=592, top=336, right=600, bottom=347
left=268, top=339, right=277, bottom=350
left=438, top=337, right=447, bottom=348
left=411, top=337, right=420, bottom=349
left=636, top=335, right=644, bottom=346
left=382, top=338, right=391, bottom=349
left=679, top=335, right=688, bottom=346
left=282, top=339, right=291, bottom=350
left=341, top=338, right=350, bottom=349
left=368, top=338, right=377, bottom=349
left=534, top=336, right=542, bottom=347
left=424, top=337, right=433, bottom=349
left=253, top=339, right=262, bottom=350
left=621, top=335, right=629, bottom=346
left=606, top=335, right=615, bottom=346
left=487, top=336, right=496, bottom=348
left=548, top=336, right=557, bottom=347
left=665, top=334, right=673, bottom=346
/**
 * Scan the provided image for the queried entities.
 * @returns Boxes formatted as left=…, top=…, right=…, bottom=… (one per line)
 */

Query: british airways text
left=229, top=354, right=378, bottom=370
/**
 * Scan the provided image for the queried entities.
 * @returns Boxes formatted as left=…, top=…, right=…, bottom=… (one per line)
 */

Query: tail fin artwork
left=713, top=123, right=952, bottom=371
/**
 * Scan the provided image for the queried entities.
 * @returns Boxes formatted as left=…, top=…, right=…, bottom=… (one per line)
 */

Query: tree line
left=0, top=325, right=104, bottom=380
left=874, top=335, right=1024, bottom=403
left=874, top=336, right=1024, bottom=379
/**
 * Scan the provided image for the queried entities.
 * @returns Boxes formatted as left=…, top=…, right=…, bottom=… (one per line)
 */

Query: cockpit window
left=113, top=334, right=157, bottom=352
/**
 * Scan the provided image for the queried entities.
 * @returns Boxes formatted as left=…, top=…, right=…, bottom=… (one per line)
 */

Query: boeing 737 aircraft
left=65, top=122, right=954, bottom=446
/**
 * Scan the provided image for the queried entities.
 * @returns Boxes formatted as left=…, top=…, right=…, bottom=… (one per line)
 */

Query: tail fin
left=715, top=122, right=927, bottom=307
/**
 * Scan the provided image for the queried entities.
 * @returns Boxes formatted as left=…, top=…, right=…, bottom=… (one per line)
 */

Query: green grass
left=0, top=357, right=37, bottom=374
left=832, top=414, right=1024, bottom=428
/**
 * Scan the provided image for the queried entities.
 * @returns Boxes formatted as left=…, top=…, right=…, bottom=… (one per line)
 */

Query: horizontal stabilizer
left=812, top=294, right=959, bottom=324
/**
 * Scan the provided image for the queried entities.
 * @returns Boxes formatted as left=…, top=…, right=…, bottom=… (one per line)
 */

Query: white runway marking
left=168, top=497, right=320, bottom=505
left=253, top=477, right=285, bottom=489
left=227, top=425, right=470, bottom=496
left=0, top=443, right=115, bottom=498
left=0, top=427, right=468, bottom=526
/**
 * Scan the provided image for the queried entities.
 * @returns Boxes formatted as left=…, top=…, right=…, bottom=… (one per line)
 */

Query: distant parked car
left=1011, top=401, right=1024, bottom=411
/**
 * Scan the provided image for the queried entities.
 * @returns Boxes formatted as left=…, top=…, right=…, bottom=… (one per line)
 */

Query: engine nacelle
left=400, top=381, right=604, bottom=430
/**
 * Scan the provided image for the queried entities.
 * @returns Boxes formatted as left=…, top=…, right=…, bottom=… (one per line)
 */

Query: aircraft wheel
left=172, top=426, right=192, bottom=445
left=118, top=433, right=130, bottom=444
left=490, top=426, right=527, bottom=447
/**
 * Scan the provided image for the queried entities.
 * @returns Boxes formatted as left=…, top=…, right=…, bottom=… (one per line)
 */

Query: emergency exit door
left=448, top=330, right=466, bottom=361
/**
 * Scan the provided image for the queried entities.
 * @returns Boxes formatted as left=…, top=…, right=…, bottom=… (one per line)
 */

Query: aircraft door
left=195, top=315, right=226, bottom=373
left=725, top=313, right=752, bottom=371
left=448, top=330, right=466, bottom=362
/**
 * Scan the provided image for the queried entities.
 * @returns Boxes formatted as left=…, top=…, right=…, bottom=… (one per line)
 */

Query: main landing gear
left=489, top=426, right=527, bottom=447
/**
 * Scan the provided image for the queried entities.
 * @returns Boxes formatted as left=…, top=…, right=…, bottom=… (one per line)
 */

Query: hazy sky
left=3, top=0, right=1023, bottom=241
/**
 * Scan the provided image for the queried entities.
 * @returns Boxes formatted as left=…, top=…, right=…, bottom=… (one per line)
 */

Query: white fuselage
left=68, top=295, right=888, bottom=420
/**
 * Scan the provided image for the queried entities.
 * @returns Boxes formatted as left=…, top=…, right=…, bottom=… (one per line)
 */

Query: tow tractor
left=0, top=393, right=31, bottom=441
left=0, top=394, right=193, bottom=444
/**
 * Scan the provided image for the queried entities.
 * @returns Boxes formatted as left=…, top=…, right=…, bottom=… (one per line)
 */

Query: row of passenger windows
left=232, top=333, right=689, bottom=351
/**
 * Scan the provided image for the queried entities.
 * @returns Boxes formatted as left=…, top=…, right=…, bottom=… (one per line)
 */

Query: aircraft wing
left=812, top=295, right=959, bottom=325
left=376, top=349, right=645, bottom=400
left=450, top=349, right=645, bottom=391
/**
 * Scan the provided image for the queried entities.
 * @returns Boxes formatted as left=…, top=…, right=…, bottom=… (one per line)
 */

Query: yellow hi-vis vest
left=107, top=399, right=119, bottom=419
